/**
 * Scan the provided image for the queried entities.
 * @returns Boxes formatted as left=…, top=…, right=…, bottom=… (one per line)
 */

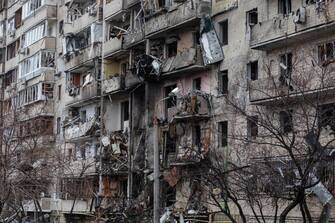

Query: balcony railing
left=144, top=0, right=210, bottom=37
left=104, top=0, right=126, bottom=20
left=102, top=76, right=125, bottom=94
left=250, top=2, right=335, bottom=50
left=104, top=37, right=124, bottom=57
left=64, top=116, right=99, bottom=140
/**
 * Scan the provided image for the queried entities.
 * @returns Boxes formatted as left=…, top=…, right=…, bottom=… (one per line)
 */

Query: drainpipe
left=153, top=116, right=160, bottom=223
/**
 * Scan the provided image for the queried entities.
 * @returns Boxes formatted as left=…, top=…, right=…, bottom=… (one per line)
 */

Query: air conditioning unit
left=19, top=47, right=29, bottom=55
left=293, top=7, right=306, bottom=24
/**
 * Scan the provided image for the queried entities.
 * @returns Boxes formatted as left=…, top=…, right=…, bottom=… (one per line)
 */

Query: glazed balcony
left=250, top=2, right=335, bottom=50
left=7, top=5, right=57, bottom=44
left=144, top=0, right=210, bottom=37
left=104, top=0, right=127, bottom=20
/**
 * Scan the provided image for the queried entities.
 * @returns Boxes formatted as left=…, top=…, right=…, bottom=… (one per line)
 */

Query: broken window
left=318, top=103, right=335, bottom=131
left=279, top=110, right=293, bottom=133
left=80, top=110, right=87, bottom=123
left=23, top=22, right=45, bottom=47
left=247, top=116, right=258, bottom=139
left=165, top=84, right=177, bottom=110
left=56, top=117, right=61, bottom=134
left=59, top=20, right=64, bottom=35
left=278, top=0, right=292, bottom=15
left=193, top=31, right=200, bottom=47
left=4, top=69, right=16, bottom=88
left=121, top=101, right=129, bottom=131
left=7, top=17, right=15, bottom=37
left=167, top=41, right=177, bottom=58
left=248, top=61, right=258, bottom=81
left=220, top=20, right=228, bottom=46
left=318, top=41, right=335, bottom=63
left=219, top=121, right=228, bottom=147
left=193, top=125, right=202, bottom=148
left=7, top=40, right=20, bottom=60
left=218, top=70, right=228, bottom=94
left=19, top=51, right=55, bottom=79
left=280, top=53, right=292, bottom=78
left=193, top=77, right=201, bottom=91
left=247, top=9, right=258, bottom=27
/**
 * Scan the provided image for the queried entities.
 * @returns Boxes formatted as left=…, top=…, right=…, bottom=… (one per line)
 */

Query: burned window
left=121, top=101, right=129, bottom=131
left=247, top=116, right=258, bottom=139
left=220, top=20, right=228, bottom=46
left=193, top=31, right=200, bottom=47
left=278, top=0, right=291, bottom=15
left=193, top=125, right=201, bottom=147
left=165, top=85, right=177, bottom=109
left=4, top=69, right=16, bottom=88
left=280, top=110, right=293, bottom=133
left=218, top=70, right=228, bottom=94
left=80, top=110, right=87, bottom=123
left=193, top=78, right=201, bottom=91
left=318, top=103, right=335, bottom=131
left=167, top=41, right=177, bottom=58
left=219, top=121, right=228, bottom=147
left=280, top=53, right=292, bottom=78
left=164, top=130, right=176, bottom=154
left=247, top=9, right=258, bottom=27
left=7, top=40, right=19, bottom=60
left=248, top=61, right=258, bottom=81
left=59, top=20, right=64, bottom=35
left=318, top=41, right=335, bottom=63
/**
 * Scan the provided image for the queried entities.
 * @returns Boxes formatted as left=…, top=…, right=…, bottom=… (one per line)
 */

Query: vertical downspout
left=128, top=90, right=133, bottom=201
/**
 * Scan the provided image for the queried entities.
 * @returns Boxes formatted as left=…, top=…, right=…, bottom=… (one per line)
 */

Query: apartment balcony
left=249, top=73, right=335, bottom=105
left=250, top=2, right=335, bottom=50
left=5, top=56, right=19, bottom=73
left=102, top=76, right=124, bottom=94
left=104, top=0, right=127, bottom=20
left=64, top=44, right=102, bottom=72
left=126, top=0, right=140, bottom=8
left=19, top=37, right=56, bottom=62
left=64, top=11, right=100, bottom=35
left=101, top=157, right=128, bottom=175
left=167, top=92, right=211, bottom=123
left=167, top=150, right=201, bottom=166
left=144, top=0, right=210, bottom=38
left=161, top=46, right=204, bottom=77
left=66, top=81, right=101, bottom=107
left=64, top=117, right=99, bottom=141
left=123, top=29, right=145, bottom=48
left=7, top=5, right=57, bottom=44
left=23, top=198, right=93, bottom=214
left=103, top=37, right=125, bottom=58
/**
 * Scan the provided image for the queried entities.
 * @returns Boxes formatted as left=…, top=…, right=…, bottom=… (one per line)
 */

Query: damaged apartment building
left=1, top=0, right=335, bottom=222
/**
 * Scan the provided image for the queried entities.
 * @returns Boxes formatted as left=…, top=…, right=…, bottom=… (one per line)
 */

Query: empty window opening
left=58, top=85, right=62, bottom=100
left=15, top=8, right=22, bottom=28
left=193, top=125, right=202, bottom=147
left=248, top=61, right=258, bottom=81
left=167, top=41, right=177, bottom=58
left=280, top=110, right=293, bottom=133
left=193, top=78, right=201, bottom=90
left=219, top=121, right=228, bottom=147
left=218, top=70, right=228, bottom=94
left=318, top=103, right=335, bottom=131
left=121, top=101, right=129, bottom=130
left=80, top=110, right=87, bottom=122
left=279, top=0, right=292, bottom=15
left=248, top=116, right=258, bottom=139
left=280, top=53, right=292, bottom=78
left=220, top=20, right=228, bottom=46
left=56, top=117, right=61, bottom=134
left=165, top=85, right=177, bottom=109
left=247, top=9, right=258, bottom=26
left=318, top=41, right=335, bottom=63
